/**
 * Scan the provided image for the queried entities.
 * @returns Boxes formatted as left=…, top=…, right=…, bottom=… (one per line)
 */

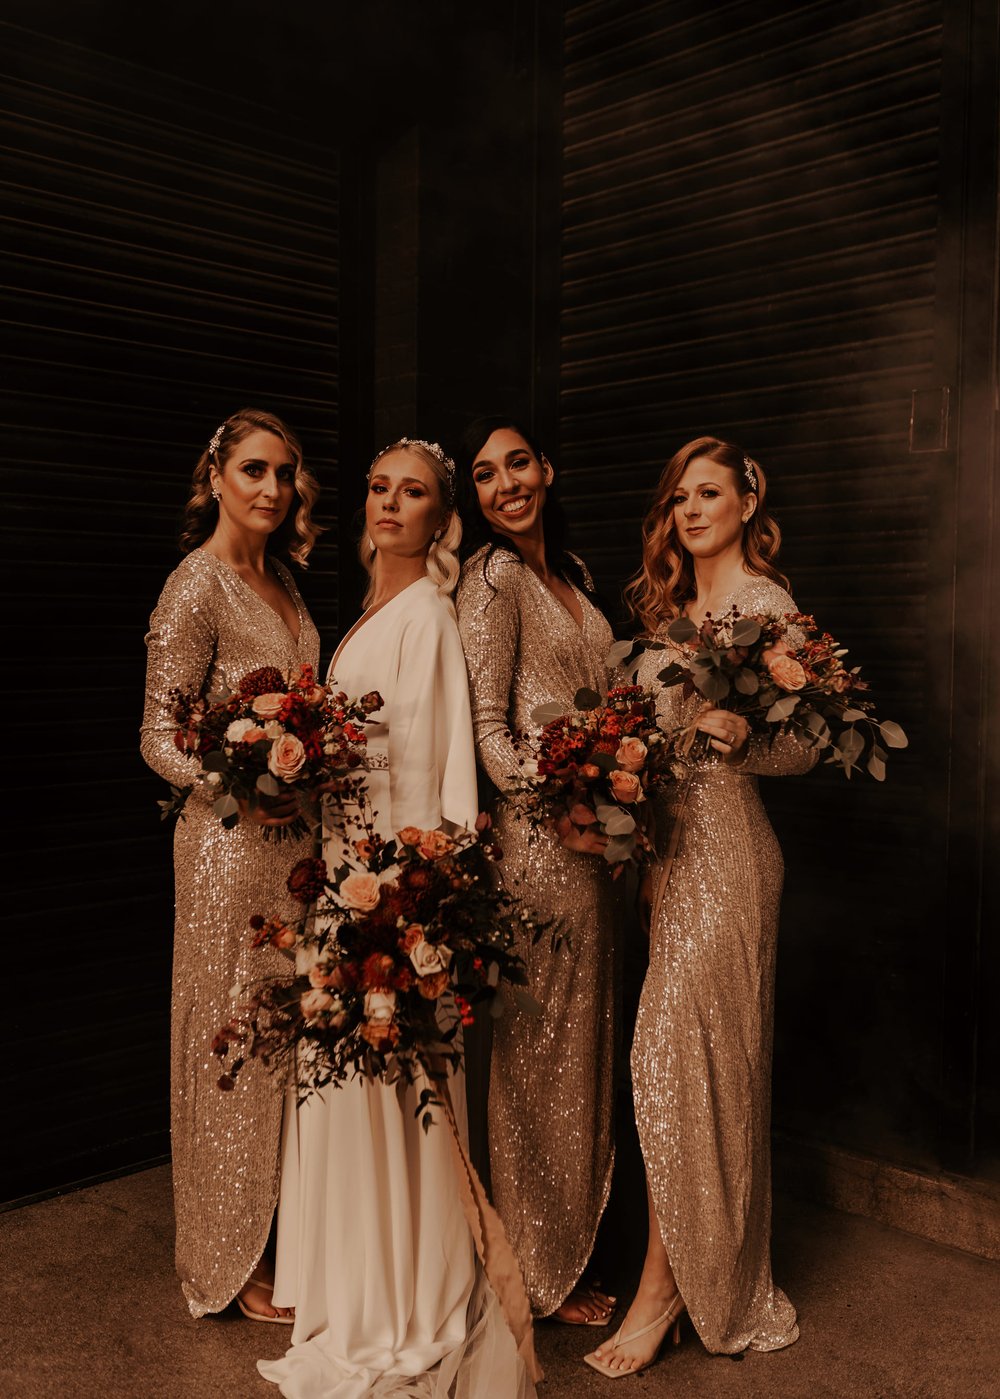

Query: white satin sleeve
left=388, top=595, right=480, bottom=834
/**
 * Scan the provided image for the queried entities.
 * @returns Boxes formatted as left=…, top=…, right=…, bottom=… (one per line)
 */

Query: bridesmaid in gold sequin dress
left=588, top=437, right=815, bottom=1378
left=141, top=410, right=321, bottom=1321
left=456, top=418, right=620, bottom=1325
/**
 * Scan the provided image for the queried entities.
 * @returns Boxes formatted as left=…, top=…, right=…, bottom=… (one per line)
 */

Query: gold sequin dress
left=141, top=549, right=319, bottom=1318
left=633, top=576, right=815, bottom=1354
left=456, top=546, right=620, bottom=1317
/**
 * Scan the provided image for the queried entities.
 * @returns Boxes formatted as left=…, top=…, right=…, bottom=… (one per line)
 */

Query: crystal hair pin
left=743, top=455, right=759, bottom=492
left=369, top=437, right=457, bottom=500
left=208, top=423, right=226, bottom=457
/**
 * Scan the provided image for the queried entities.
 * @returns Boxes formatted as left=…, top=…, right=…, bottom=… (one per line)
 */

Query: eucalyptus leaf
left=840, top=707, right=868, bottom=722
left=879, top=720, right=908, bottom=749
left=574, top=686, right=603, bottom=711
left=656, top=663, right=688, bottom=687
left=734, top=668, right=760, bottom=695
left=256, top=773, right=281, bottom=796
left=695, top=670, right=730, bottom=702
left=840, top=727, right=865, bottom=762
left=202, top=750, right=229, bottom=773
left=589, top=752, right=618, bottom=773
left=602, top=808, right=636, bottom=836
left=511, top=986, right=543, bottom=1017
left=766, top=695, right=799, bottom=722
left=221, top=811, right=240, bottom=829
left=594, top=804, right=622, bottom=824
left=666, top=615, right=698, bottom=644
left=867, top=751, right=886, bottom=782
left=213, top=793, right=240, bottom=820
left=530, top=701, right=566, bottom=726
left=606, top=639, right=635, bottom=668
left=731, top=617, right=761, bottom=646
left=603, top=832, right=636, bottom=863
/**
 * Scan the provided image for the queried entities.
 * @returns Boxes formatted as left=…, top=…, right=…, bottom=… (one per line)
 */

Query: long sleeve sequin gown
left=632, top=576, right=815, bottom=1355
left=141, top=549, right=319, bottom=1318
left=456, top=547, right=620, bottom=1317
left=262, top=575, right=533, bottom=1399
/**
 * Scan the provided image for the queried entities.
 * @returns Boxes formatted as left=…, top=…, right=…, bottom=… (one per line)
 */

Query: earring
left=212, top=489, right=221, bottom=501
left=433, top=529, right=442, bottom=542
left=367, top=536, right=375, bottom=552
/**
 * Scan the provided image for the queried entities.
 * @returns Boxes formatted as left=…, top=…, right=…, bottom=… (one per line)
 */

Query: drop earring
left=433, top=529, right=442, bottom=541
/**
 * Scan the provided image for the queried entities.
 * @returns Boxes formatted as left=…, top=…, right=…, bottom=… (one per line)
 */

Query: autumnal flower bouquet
left=213, top=803, right=543, bottom=1124
left=650, top=609, right=907, bottom=779
left=514, top=684, right=674, bottom=869
left=159, top=662, right=382, bottom=839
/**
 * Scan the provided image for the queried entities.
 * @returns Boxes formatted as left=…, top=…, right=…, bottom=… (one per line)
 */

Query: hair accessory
left=743, top=455, right=759, bottom=492
left=369, top=437, right=457, bottom=503
left=208, top=423, right=226, bottom=458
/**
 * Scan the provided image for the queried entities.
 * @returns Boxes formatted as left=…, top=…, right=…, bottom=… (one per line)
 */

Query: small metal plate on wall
left=909, top=387, right=951, bottom=452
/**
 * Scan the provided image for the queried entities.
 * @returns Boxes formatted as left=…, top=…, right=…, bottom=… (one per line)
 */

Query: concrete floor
left=1, top=1165, right=998, bottom=1398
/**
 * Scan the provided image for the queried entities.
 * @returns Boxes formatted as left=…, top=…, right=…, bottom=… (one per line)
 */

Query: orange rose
left=399, top=924, right=424, bottom=953
left=418, top=830, right=455, bottom=860
left=766, top=655, right=807, bottom=691
left=300, top=988, right=335, bottom=1022
left=609, top=769, right=642, bottom=803
left=339, top=871, right=381, bottom=911
left=580, top=763, right=601, bottom=780
left=397, top=826, right=423, bottom=847
left=615, top=737, right=648, bottom=773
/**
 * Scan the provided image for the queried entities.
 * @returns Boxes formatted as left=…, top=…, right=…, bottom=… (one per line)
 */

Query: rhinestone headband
left=208, top=423, right=226, bottom=458
left=743, top=455, right=759, bottom=492
left=369, top=437, right=456, bottom=503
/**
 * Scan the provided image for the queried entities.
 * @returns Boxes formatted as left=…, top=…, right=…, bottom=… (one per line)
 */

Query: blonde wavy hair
left=359, top=439, right=462, bottom=606
left=625, top=436, right=787, bottom=636
left=179, top=408, right=322, bottom=565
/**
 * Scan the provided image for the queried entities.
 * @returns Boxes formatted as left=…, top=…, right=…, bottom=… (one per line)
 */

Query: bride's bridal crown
left=369, top=437, right=457, bottom=502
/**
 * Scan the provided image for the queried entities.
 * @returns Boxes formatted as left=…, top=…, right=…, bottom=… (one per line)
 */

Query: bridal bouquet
left=159, top=663, right=382, bottom=838
left=651, top=608, right=907, bottom=779
left=213, top=803, right=543, bottom=1124
left=514, top=684, right=674, bottom=870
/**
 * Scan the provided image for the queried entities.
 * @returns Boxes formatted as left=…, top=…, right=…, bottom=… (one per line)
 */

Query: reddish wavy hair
left=625, top=436, right=787, bottom=635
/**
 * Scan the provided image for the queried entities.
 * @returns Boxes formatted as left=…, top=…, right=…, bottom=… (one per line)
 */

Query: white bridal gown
left=261, top=575, right=533, bottom=1399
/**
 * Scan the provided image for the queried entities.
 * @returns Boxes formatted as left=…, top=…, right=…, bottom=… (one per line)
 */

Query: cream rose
left=226, top=717, right=256, bottom=742
left=268, top=733, right=307, bottom=781
left=339, top=871, right=381, bottom=912
left=252, top=692, right=285, bottom=719
left=609, top=769, right=643, bottom=804
left=409, top=936, right=451, bottom=977
left=615, top=737, right=648, bottom=773
left=364, top=989, right=396, bottom=1024
left=766, top=655, right=807, bottom=691
left=264, top=720, right=284, bottom=740
left=300, top=988, right=335, bottom=1022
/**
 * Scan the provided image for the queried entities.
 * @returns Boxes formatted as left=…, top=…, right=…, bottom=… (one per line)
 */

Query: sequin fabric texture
left=141, top=549, right=319, bottom=1318
left=633, top=576, right=816, bottom=1354
left=456, top=546, right=621, bottom=1317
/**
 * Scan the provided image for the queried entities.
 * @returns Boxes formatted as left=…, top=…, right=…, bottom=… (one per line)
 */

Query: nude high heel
left=583, top=1291, right=684, bottom=1378
left=236, top=1274, right=295, bottom=1324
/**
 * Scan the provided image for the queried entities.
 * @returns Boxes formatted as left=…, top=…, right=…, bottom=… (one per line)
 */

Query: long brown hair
left=625, top=436, right=787, bottom=635
left=179, top=408, right=322, bottom=565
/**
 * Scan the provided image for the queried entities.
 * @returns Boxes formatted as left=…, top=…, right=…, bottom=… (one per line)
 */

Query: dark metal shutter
left=0, top=22, right=339, bottom=1200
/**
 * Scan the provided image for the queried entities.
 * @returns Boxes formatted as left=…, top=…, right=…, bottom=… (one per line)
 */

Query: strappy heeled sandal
left=236, top=1273, right=295, bottom=1325
left=583, top=1291, right=684, bottom=1377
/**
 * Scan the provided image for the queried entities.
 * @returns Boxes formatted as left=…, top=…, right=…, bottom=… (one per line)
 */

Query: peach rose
left=268, top=733, right=307, bottom=781
left=300, top=988, right=335, bottom=1022
left=267, top=920, right=296, bottom=951
left=766, top=655, right=807, bottom=691
left=615, top=737, right=648, bottom=772
left=360, top=1019, right=398, bottom=1049
left=339, top=872, right=381, bottom=912
left=396, top=826, right=424, bottom=847
left=409, top=937, right=451, bottom=977
left=242, top=726, right=268, bottom=745
left=418, top=830, right=455, bottom=860
left=308, top=962, right=344, bottom=989
left=580, top=763, right=601, bottom=780
left=417, top=970, right=450, bottom=1000
left=252, top=692, right=286, bottom=719
left=609, top=769, right=643, bottom=803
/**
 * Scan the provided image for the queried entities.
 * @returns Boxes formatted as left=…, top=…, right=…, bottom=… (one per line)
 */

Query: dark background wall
left=3, top=1, right=997, bottom=1243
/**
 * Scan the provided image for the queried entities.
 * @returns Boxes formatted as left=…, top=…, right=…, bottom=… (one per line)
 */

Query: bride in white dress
left=260, top=439, right=536, bottom=1399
